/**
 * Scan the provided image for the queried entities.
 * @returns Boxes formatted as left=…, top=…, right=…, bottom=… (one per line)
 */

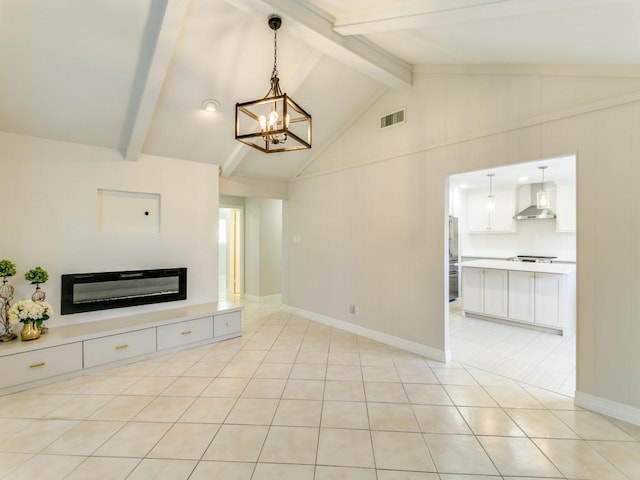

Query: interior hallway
left=0, top=300, right=637, bottom=479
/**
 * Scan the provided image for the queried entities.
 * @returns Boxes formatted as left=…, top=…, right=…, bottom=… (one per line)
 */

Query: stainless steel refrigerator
left=448, top=216, right=459, bottom=301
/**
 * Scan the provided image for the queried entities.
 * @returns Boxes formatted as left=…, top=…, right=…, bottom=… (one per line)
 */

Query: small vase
left=21, top=321, right=40, bottom=341
left=0, top=278, right=13, bottom=299
left=32, top=284, right=46, bottom=302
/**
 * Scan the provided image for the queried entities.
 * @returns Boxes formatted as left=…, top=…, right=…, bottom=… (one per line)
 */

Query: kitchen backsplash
left=461, top=219, right=576, bottom=262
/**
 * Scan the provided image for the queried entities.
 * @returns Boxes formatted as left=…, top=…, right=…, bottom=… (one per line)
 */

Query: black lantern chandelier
left=235, top=14, right=312, bottom=153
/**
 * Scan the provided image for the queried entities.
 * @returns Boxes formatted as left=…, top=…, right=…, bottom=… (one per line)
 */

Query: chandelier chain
left=267, top=27, right=282, bottom=97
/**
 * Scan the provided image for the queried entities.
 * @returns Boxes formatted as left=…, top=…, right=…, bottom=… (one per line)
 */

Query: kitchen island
left=459, top=259, right=576, bottom=336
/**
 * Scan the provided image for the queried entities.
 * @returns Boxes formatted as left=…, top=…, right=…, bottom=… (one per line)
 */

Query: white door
left=218, top=207, right=242, bottom=298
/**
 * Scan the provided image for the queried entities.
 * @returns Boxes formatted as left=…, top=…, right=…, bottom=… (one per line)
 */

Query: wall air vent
left=380, top=108, right=405, bottom=128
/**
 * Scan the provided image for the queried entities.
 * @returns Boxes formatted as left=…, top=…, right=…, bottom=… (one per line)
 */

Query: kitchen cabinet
left=462, top=267, right=508, bottom=318
left=555, top=183, right=576, bottom=232
left=461, top=260, right=575, bottom=335
left=466, top=187, right=516, bottom=233
left=507, top=270, right=534, bottom=322
left=508, top=271, right=562, bottom=327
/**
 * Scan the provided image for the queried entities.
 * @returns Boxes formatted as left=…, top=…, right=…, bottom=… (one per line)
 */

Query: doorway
left=447, top=155, right=577, bottom=396
left=218, top=207, right=242, bottom=300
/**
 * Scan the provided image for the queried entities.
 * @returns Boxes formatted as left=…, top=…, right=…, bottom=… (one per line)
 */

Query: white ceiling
left=0, top=0, right=638, bottom=181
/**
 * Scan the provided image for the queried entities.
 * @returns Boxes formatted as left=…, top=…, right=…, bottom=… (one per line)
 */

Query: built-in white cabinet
left=157, top=315, right=214, bottom=351
left=0, top=303, right=242, bottom=395
left=214, top=311, right=242, bottom=337
left=466, top=187, right=516, bottom=233
left=84, top=328, right=157, bottom=369
left=507, top=270, right=535, bottom=322
left=508, top=271, right=563, bottom=327
left=555, top=183, right=576, bottom=232
left=462, top=261, right=575, bottom=336
left=462, top=267, right=508, bottom=318
left=0, top=342, right=83, bottom=390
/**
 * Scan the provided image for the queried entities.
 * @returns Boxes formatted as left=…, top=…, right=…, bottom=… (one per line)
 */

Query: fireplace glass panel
left=61, top=268, right=187, bottom=315
left=73, top=277, right=180, bottom=304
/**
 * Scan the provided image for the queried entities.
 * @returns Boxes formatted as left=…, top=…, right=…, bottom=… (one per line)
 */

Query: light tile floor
left=0, top=300, right=639, bottom=479
left=449, top=300, right=576, bottom=396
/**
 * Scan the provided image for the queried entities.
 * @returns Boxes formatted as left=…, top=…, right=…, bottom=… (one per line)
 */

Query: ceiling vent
left=380, top=108, right=405, bottom=128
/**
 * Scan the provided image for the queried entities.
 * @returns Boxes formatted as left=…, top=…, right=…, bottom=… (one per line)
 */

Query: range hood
left=513, top=183, right=556, bottom=220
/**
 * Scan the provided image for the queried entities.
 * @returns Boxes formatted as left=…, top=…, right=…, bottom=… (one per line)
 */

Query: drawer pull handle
left=181, top=330, right=192, bottom=335
left=225, top=322, right=229, bottom=327
left=115, top=344, right=129, bottom=350
left=29, top=362, right=45, bottom=369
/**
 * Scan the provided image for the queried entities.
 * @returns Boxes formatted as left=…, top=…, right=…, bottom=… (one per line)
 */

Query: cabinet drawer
left=84, top=328, right=156, bottom=368
left=214, top=311, right=242, bottom=337
left=157, top=316, right=213, bottom=351
left=0, top=342, right=83, bottom=389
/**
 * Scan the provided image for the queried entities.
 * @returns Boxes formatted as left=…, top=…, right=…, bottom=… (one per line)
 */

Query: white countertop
left=459, top=259, right=576, bottom=274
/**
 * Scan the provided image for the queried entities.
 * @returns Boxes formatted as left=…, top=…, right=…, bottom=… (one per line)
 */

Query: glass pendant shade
left=536, top=166, right=549, bottom=209
left=486, top=173, right=495, bottom=212
left=235, top=14, right=312, bottom=153
left=487, top=196, right=495, bottom=212
left=536, top=189, right=550, bottom=209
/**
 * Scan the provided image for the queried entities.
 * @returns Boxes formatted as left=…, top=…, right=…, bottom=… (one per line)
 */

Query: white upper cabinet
left=466, top=187, right=516, bottom=233
left=555, top=182, right=576, bottom=232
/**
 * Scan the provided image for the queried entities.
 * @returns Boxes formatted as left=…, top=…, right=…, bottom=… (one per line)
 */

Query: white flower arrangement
left=7, top=300, right=52, bottom=325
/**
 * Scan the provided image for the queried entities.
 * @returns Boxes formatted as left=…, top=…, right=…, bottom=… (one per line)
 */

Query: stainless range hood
left=513, top=183, right=556, bottom=220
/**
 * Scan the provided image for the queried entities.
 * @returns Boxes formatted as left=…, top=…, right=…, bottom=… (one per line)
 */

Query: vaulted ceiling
left=1, top=0, right=638, bottom=181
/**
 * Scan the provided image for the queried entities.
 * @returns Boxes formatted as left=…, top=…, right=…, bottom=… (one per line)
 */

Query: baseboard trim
left=244, top=293, right=282, bottom=303
left=281, top=304, right=448, bottom=362
left=575, top=390, right=640, bottom=426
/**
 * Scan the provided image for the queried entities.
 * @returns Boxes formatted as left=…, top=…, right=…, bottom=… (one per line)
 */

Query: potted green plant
left=0, top=259, right=16, bottom=279
left=25, top=266, right=48, bottom=302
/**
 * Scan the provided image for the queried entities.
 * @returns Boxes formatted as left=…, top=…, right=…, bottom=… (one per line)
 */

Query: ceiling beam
left=333, top=0, right=629, bottom=35
left=224, top=0, right=412, bottom=89
left=119, top=0, right=189, bottom=161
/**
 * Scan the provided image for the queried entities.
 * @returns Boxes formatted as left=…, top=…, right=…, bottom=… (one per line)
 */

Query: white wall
left=461, top=220, right=576, bottom=262
left=245, top=198, right=282, bottom=298
left=284, top=66, right=640, bottom=422
left=0, top=132, right=219, bottom=326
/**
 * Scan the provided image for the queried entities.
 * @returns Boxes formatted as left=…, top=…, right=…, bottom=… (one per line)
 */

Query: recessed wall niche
left=97, top=189, right=161, bottom=233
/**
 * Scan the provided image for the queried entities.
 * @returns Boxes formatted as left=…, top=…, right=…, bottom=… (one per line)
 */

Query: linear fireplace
left=61, top=268, right=187, bottom=315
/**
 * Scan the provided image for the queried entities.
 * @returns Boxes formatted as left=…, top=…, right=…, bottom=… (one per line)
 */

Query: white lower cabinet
left=533, top=273, right=563, bottom=327
left=157, top=316, right=213, bottom=350
left=84, top=328, right=157, bottom=368
left=462, top=267, right=508, bottom=318
left=508, top=271, right=535, bottom=322
left=214, top=311, right=242, bottom=337
left=0, top=304, right=243, bottom=394
left=463, top=265, right=574, bottom=335
left=0, top=343, right=83, bottom=389
left=508, top=271, right=563, bottom=327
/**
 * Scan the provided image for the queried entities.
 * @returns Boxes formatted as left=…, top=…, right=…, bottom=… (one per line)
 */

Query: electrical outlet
left=354, top=306, right=360, bottom=315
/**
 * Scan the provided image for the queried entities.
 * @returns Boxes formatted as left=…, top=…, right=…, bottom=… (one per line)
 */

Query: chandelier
left=235, top=14, right=312, bottom=153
